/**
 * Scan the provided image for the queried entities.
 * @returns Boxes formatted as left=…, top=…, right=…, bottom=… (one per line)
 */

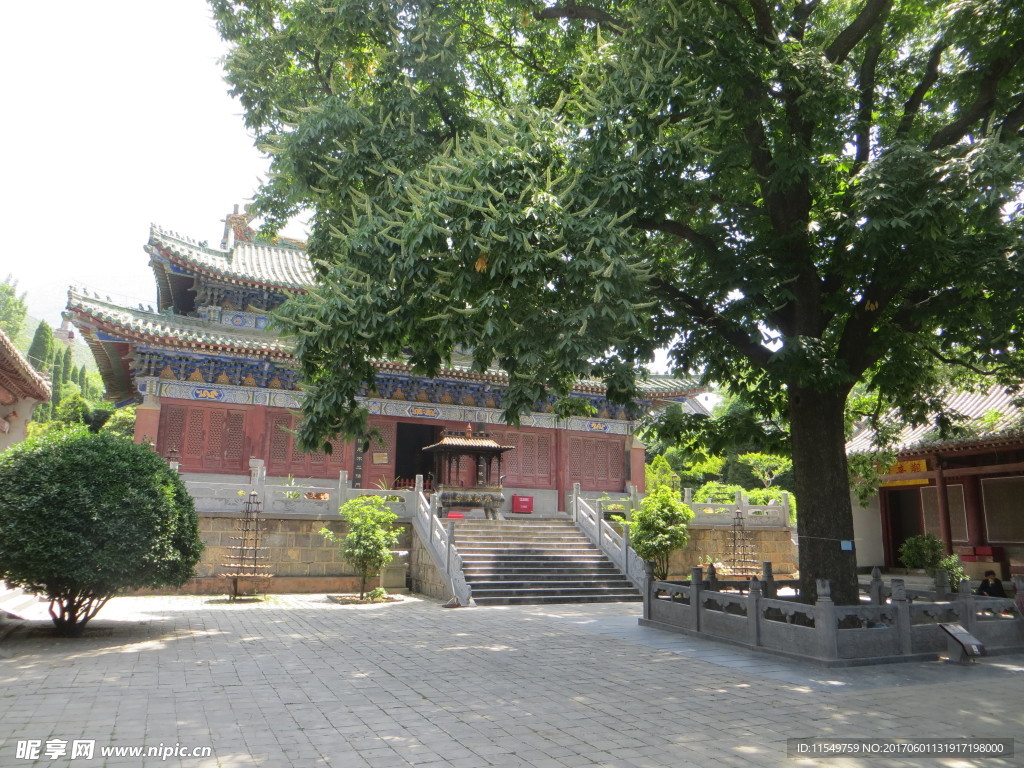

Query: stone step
left=458, top=546, right=601, bottom=555
left=454, top=536, right=593, bottom=548
left=0, top=585, right=44, bottom=620
left=451, top=520, right=641, bottom=605
left=462, top=566, right=623, bottom=576
left=467, top=578, right=634, bottom=591
left=464, top=552, right=614, bottom=565
left=472, top=592, right=643, bottom=606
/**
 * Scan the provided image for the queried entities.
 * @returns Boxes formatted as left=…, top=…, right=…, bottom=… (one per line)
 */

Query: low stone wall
left=408, top=531, right=451, bottom=601
left=667, top=527, right=798, bottom=579
left=145, top=513, right=411, bottom=595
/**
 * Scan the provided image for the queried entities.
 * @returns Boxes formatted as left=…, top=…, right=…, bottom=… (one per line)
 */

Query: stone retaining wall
left=142, top=514, right=412, bottom=595
left=667, top=527, right=798, bottom=579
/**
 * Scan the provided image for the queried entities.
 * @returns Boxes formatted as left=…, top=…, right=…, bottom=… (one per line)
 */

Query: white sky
left=0, top=1, right=290, bottom=327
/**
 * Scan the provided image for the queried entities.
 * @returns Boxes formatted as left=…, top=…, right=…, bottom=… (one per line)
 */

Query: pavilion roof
left=422, top=433, right=515, bottom=454
left=148, top=225, right=314, bottom=291
left=845, top=385, right=1024, bottom=457
left=0, top=329, right=51, bottom=403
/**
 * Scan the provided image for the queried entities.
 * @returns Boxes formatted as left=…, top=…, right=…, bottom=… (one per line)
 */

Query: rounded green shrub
left=0, top=429, right=203, bottom=635
left=898, top=533, right=943, bottom=570
left=627, top=486, right=694, bottom=581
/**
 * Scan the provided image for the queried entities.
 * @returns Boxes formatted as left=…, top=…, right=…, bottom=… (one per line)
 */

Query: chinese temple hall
left=66, top=210, right=705, bottom=514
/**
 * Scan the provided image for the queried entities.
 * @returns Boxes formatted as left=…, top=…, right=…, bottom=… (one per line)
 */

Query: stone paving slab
left=0, top=595, right=1020, bottom=767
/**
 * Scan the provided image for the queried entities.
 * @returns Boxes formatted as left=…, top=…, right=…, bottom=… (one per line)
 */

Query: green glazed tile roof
left=149, top=225, right=314, bottom=290
left=66, top=290, right=292, bottom=356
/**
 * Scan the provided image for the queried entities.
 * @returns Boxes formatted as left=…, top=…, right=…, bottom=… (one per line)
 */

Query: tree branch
left=926, top=38, right=1024, bottom=150
left=895, top=42, right=946, bottom=140
left=633, top=216, right=720, bottom=256
left=533, top=3, right=630, bottom=34
left=923, top=347, right=1013, bottom=376
left=789, top=0, right=819, bottom=42
left=747, top=0, right=777, bottom=45
left=824, top=0, right=892, bottom=65
left=999, top=93, right=1024, bottom=138
left=853, top=40, right=883, bottom=168
left=650, top=278, right=774, bottom=369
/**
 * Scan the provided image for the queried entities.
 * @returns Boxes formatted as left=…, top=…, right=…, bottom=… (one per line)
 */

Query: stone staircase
left=0, top=582, right=44, bottom=621
left=454, top=519, right=642, bottom=606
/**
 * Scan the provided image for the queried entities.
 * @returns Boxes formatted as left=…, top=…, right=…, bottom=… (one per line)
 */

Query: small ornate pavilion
left=66, top=209, right=705, bottom=509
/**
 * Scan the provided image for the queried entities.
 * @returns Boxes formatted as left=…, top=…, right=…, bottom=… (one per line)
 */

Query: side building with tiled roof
left=846, top=385, right=1024, bottom=581
left=0, top=328, right=51, bottom=452
left=66, top=211, right=705, bottom=513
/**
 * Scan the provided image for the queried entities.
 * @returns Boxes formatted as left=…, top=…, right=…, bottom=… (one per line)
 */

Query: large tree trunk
left=789, top=386, right=859, bottom=605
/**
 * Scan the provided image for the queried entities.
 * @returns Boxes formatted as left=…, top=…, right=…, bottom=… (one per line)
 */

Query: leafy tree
left=737, top=453, right=793, bottom=489
left=214, top=1, right=1024, bottom=604
left=644, top=454, right=677, bottom=492
left=619, top=485, right=693, bottom=580
left=693, top=482, right=746, bottom=504
left=26, top=320, right=53, bottom=372
left=0, top=275, right=28, bottom=341
left=0, top=430, right=203, bottom=635
left=321, top=495, right=400, bottom=598
left=60, top=347, right=73, bottom=386
left=103, top=406, right=137, bottom=439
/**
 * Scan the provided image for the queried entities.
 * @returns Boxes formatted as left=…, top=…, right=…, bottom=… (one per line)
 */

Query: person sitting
left=976, top=570, right=1007, bottom=598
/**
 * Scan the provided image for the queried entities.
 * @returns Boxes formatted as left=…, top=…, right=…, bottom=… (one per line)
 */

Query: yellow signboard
left=882, top=459, right=928, bottom=487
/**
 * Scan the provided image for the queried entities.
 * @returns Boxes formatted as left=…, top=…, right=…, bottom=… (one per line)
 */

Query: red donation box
left=511, top=495, right=534, bottom=513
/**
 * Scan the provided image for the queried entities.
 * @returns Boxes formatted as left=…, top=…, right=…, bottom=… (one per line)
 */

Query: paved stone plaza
left=0, top=595, right=1020, bottom=767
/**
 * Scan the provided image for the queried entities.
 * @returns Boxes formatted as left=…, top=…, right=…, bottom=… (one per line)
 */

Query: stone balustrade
left=643, top=567, right=1024, bottom=665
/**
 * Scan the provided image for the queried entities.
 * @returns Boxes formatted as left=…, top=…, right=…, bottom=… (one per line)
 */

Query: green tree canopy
left=0, top=430, right=203, bottom=635
left=321, top=495, right=400, bottom=598
left=0, top=275, right=27, bottom=341
left=214, top=0, right=1024, bottom=603
left=26, top=320, right=53, bottom=372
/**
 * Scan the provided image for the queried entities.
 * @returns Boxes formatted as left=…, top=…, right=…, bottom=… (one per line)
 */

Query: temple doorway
left=886, top=487, right=924, bottom=566
left=394, top=422, right=440, bottom=488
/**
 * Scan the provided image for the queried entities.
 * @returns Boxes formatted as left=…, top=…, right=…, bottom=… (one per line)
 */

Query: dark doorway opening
left=887, top=487, right=924, bottom=565
left=395, top=422, right=441, bottom=487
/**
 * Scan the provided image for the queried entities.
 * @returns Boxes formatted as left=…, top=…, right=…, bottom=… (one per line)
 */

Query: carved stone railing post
left=761, top=562, right=776, bottom=599
left=338, top=470, right=350, bottom=505
left=892, top=578, right=912, bottom=656
left=869, top=566, right=884, bottom=605
left=690, top=567, right=703, bottom=633
left=934, top=568, right=950, bottom=599
left=958, top=577, right=978, bottom=634
left=748, top=578, right=762, bottom=648
left=683, top=487, right=693, bottom=505
left=815, top=578, right=838, bottom=661
left=572, top=482, right=581, bottom=523
left=643, top=561, right=656, bottom=621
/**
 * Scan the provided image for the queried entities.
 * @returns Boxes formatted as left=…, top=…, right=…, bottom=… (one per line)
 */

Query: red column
left=134, top=402, right=160, bottom=446
left=962, top=475, right=986, bottom=546
left=933, top=455, right=953, bottom=555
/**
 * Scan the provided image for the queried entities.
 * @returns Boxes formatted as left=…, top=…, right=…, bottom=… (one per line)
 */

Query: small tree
left=736, top=453, right=793, bottom=489
left=0, top=429, right=203, bottom=635
left=644, top=454, right=677, bottom=492
left=0, top=275, right=27, bottom=341
left=321, top=496, right=400, bottom=599
left=623, top=486, right=694, bottom=581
